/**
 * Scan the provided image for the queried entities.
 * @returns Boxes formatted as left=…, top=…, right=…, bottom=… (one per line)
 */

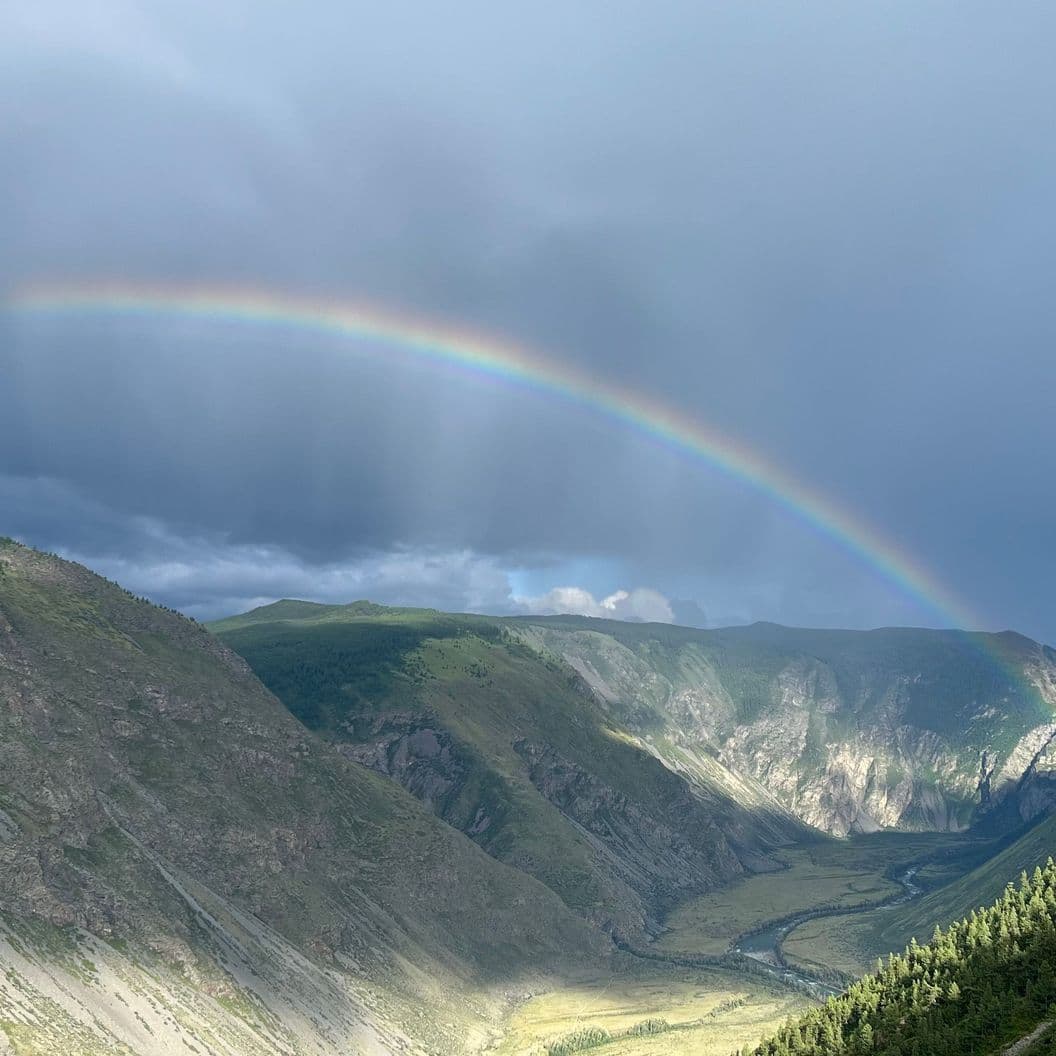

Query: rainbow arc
left=9, top=280, right=981, bottom=633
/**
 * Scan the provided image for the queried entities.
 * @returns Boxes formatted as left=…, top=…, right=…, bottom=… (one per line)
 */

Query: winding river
left=731, top=867, right=924, bottom=994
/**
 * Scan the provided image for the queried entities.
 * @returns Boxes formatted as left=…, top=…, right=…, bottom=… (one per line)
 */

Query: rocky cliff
left=511, top=619, right=1056, bottom=836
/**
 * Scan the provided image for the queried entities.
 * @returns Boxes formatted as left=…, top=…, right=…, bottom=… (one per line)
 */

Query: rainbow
left=7, top=279, right=978, bottom=630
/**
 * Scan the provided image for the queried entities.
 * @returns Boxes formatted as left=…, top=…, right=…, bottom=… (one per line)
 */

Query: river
left=731, top=867, right=923, bottom=994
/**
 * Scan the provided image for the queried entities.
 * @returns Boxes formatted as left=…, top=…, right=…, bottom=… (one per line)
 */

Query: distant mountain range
left=215, top=601, right=1056, bottom=844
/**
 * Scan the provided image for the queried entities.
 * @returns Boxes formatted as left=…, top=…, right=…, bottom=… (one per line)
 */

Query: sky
left=2, top=2, right=1055, bottom=637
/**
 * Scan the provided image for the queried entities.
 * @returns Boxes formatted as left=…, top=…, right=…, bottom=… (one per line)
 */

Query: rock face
left=512, top=739, right=747, bottom=915
left=984, top=723, right=1056, bottom=828
left=340, top=717, right=469, bottom=811
left=718, top=721, right=974, bottom=835
left=0, top=542, right=605, bottom=1055
left=513, top=619, right=1056, bottom=837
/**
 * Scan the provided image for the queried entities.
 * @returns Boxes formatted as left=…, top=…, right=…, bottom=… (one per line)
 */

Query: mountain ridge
left=214, top=598, right=1056, bottom=643
left=215, top=599, right=1056, bottom=839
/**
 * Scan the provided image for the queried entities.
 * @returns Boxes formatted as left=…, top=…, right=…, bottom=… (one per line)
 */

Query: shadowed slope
left=0, top=542, right=605, bottom=1055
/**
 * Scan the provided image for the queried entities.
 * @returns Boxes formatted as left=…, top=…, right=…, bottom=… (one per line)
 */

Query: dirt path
left=1001, top=1021, right=1053, bottom=1056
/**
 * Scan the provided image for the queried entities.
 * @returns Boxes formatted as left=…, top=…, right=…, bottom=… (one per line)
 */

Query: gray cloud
left=0, top=474, right=676, bottom=622
left=3, top=3, right=1056, bottom=638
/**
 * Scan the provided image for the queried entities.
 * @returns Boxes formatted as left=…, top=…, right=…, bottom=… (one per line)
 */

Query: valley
left=652, top=833, right=963, bottom=961
left=486, top=829, right=986, bottom=1053
left=1, top=541, right=1055, bottom=1055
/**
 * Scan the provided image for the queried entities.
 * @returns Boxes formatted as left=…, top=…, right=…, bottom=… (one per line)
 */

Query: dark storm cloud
left=3, top=3, right=1056, bottom=636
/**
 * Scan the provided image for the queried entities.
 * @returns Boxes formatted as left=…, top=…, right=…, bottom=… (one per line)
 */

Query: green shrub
left=627, top=1017, right=670, bottom=1036
left=546, top=1026, right=612, bottom=1055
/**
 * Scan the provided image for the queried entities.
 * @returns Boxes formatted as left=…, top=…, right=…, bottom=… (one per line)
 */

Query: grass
left=780, top=911, right=883, bottom=978
left=493, top=958, right=807, bottom=1056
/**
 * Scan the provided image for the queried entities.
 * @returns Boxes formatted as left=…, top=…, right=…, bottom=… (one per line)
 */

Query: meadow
left=492, top=958, right=806, bottom=1056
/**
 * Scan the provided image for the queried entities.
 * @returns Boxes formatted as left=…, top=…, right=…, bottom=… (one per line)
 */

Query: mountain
left=211, top=602, right=808, bottom=941
left=6, top=544, right=1056, bottom=1056
left=216, top=606, right=1056, bottom=848
left=505, top=616, right=1056, bottom=835
left=746, top=856, right=1056, bottom=1056
left=0, top=541, right=607, bottom=1055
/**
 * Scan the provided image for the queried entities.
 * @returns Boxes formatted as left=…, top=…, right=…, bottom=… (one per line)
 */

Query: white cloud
left=516, top=585, right=674, bottom=623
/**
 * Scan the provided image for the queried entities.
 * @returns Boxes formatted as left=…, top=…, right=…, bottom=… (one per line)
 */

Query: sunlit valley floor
left=490, top=831, right=993, bottom=1054
left=2, top=539, right=1055, bottom=1055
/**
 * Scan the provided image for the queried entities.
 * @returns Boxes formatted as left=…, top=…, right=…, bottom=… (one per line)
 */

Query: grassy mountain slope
left=880, top=812, right=1056, bottom=950
left=0, top=542, right=608, bottom=1055
left=510, top=617, right=1056, bottom=835
left=211, top=603, right=808, bottom=940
